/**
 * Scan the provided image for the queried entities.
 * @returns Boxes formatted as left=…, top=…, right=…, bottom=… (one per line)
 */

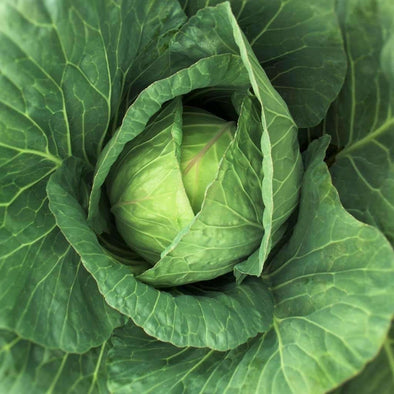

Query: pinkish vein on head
left=183, top=122, right=234, bottom=175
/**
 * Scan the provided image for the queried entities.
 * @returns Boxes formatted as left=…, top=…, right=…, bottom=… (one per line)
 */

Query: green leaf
left=325, top=0, right=394, bottom=244
left=88, top=53, right=250, bottom=227
left=0, top=0, right=183, bottom=352
left=257, top=136, right=394, bottom=392
left=164, top=3, right=304, bottom=277
left=0, top=329, right=109, bottom=394
left=331, top=324, right=394, bottom=394
left=180, top=0, right=347, bottom=127
left=106, top=137, right=394, bottom=393
left=48, top=156, right=274, bottom=351
left=0, top=0, right=184, bottom=165
left=0, top=169, right=122, bottom=353
left=223, top=4, right=303, bottom=277
left=107, top=322, right=228, bottom=393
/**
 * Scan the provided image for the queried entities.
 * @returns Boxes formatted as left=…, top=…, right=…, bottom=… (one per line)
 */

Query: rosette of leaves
left=0, top=1, right=393, bottom=393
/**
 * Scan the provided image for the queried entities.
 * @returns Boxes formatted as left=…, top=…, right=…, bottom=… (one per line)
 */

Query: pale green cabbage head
left=108, top=106, right=236, bottom=268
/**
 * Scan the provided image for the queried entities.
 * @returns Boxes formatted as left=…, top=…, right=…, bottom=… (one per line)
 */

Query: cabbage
left=0, top=0, right=393, bottom=393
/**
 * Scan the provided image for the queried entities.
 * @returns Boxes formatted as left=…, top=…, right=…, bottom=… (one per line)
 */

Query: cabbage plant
left=0, top=0, right=393, bottom=393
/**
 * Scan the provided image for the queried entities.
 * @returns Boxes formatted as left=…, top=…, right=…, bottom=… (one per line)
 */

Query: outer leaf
left=107, top=137, right=394, bottom=393
left=326, top=0, right=394, bottom=244
left=166, top=3, right=303, bottom=276
left=332, top=324, right=394, bottom=394
left=0, top=0, right=184, bottom=352
left=318, top=4, right=394, bottom=390
left=0, top=330, right=109, bottom=394
left=180, top=0, right=347, bottom=128
left=0, top=163, right=122, bottom=353
left=48, top=157, right=274, bottom=351
left=107, top=322, right=231, bottom=394
left=88, top=54, right=250, bottom=225
left=253, top=137, right=394, bottom=393
left=225, top=5, right=303, bottom=276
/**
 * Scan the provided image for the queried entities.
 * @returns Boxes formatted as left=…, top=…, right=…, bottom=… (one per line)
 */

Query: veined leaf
left=180, top=0, right=347, bottom=128
left=0, top=0, right=185, bottom=352
left=331, top=324, right=394, bottom=394
left=164, top=3, right=304, bottom=277
left=0, top=329, right=109, bottom=394
left=88, top=53, right=250, bottom=227
left=326, top=0, right=394, bottom=245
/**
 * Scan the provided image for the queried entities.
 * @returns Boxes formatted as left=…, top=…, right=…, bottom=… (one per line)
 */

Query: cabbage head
left=108, top=108, right=239, bottom=269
